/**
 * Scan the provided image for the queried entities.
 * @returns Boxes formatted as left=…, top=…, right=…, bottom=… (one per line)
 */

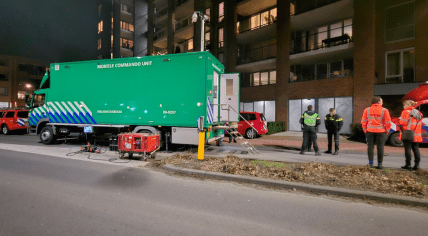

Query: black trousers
left=366, top=132, right=386, bottom=164
left=403, top=141, right=421, bottom=167
left=327, top=130, right=339, bottom=151
left=302, top=127, right=319, bottom=152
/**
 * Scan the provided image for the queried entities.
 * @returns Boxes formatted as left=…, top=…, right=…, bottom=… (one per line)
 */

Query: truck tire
left=245, top=128, right=256, bottom=139
left=389, top=132, right=403, bottom=147
left=2, top=125, right=10, bottom=135
left=40, top=127, right=57, bottom=144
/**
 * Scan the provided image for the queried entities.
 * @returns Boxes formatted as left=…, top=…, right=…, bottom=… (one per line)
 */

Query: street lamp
left=25, top=84, right=32, bottom=88
left=191, top=11, right=210, bottom=52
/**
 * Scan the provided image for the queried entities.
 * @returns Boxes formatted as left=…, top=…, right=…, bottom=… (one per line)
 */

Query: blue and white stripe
left=29, top=101, right=97, bottom=126
left=17, top=118, right=27, bottom=126
left=207, top=97, right=213, bottom=124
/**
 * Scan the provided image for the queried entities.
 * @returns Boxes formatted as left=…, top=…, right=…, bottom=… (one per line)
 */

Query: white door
left=213, top=71, right=219, bottom=123
left=220, top=73, right=240, bottom=122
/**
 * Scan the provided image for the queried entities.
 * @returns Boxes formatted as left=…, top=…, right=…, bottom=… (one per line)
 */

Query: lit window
left=253, top=72, right=260, bottom=86
left=269, top=71, right=276, bottom=84
left=218, top=28, right=224, bottom=48
left=98, top=5, right=102, bottom=16
left=317, top=26, right=327, bottom=48
left=98, top=21, right=103, bottom=34
left=344, top=19, right=352, bottom=38
left=98, top=39, right=102, bottom=50
left=260, top=72, right=269, bottom=85
left=270, top=8, right=277, bottom=23
left=251, top=15, right=260, bottom=30
left=290, top=2, right=295, bottom=16
left=188, top=38, right=193, bottom=51
left=385, top=48, right=415, bottom=83
left=261, top=11, right=269, bottom=26
left=385, top=2, right=415, bottom=42
left=219, top=2, right=224, bottom=22
left=111, top=35, right=113, bottom=48
left=330, top=22, right=342, bottom=38
left=111, top=17, right=114, bottom=29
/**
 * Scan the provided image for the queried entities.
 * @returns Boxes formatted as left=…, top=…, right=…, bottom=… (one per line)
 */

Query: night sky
left=0, top=0, right=98, bottom=63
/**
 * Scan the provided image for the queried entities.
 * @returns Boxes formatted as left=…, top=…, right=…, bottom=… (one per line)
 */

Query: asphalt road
left=1, top=148, right=428, bottom=236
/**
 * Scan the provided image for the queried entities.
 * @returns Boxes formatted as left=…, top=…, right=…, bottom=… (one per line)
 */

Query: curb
left=163, top=164, right=428, bottom=207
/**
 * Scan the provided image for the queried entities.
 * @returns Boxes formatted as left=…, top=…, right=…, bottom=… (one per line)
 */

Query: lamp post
left=192, top=11, right=210, bottom=52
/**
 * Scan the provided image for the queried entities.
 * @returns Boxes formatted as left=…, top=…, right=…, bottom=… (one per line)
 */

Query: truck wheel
left=389, top=132, right=403, bottom=147
left=2, top=125, right=10, bottom=135
left=245, top=128, right=256, bottom=139
left=40, top=127, right=56, bottom=144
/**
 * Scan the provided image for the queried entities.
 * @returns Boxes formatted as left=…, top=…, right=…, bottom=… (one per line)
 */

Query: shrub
left=349, top=123, right=366, bottom=142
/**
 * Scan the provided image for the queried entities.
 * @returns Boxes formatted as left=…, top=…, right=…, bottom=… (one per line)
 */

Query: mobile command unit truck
left=26, top=51, right=240, bottom=148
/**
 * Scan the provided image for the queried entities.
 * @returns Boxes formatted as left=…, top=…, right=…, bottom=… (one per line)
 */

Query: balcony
left=175, top=0, right=194, bottom=20
left=154, top=28, right=168, bottom=48
left=154, top=6, right=168, bottom=25
left=236, top=7, right=277, bottom=45
left=237, top=0, right=276, bottom=17
left=120, top=28, right=134, bottom=40
left=291, top=0, right=353, bottom=31
left=120, top=47, right=134, bottom=57
left=236, top=44, right=276, bottom=73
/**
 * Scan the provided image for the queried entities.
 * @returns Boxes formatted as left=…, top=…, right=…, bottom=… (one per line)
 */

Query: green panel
left=39, top=52, right=225, bottom=128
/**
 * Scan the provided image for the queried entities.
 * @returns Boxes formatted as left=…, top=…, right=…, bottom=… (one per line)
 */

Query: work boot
left=412, top=164, right=419, bottom=171
left=401, top=165, right=412, bottom=171
left=324, top=150, right=332, bottom=154
left=367, top=163, right=374, bottom=168
left=315, top=151, right=321, bottom=156
left=376, top=163, right=384, bottom=169
left=299, top=151, right=305, bottom=155
left=332, top=151, right=338, bottom=155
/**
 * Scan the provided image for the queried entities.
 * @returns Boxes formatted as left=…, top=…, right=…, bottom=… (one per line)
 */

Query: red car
left=236, top=112, right=268, bottom=139
left=0, top=109, right=29, bottom=135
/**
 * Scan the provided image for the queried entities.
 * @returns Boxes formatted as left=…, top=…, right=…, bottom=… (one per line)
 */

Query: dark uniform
left=299, top=110, right=321, bottom=155
left=324, top=114, right=343, bottom=154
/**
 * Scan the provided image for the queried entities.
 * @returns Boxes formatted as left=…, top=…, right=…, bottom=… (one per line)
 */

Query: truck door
left=212, top=70, right=219, bottom=123
left=220, top=73, right=240, bottom=122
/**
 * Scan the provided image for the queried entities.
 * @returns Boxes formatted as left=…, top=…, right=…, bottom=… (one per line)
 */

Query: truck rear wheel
left=245, top=128, right=256, bottom=139
left=2, top=125, right=10, bottom=135
left=389, top=132, right=403, bottom=147
left=40, top=127, right=57, bottom=144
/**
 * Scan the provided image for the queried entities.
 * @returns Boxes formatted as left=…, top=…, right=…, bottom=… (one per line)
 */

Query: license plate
left=84, top=126, right=93, bottom=133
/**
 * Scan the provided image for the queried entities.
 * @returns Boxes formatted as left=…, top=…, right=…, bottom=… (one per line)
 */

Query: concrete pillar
left=353, top=0, right=376, bottom=123
left=134, top=0, right=149, bottom=57
left=275, top=0, right=291, bottom=126
left=193, top=0, right=207, bottom=52
left=147, top=1, right=154, bottom=56
left=167, top=0, right=175, bottom=54
left=112, top=0, right=121, bottom=58
left=224, top=0, right=237, bottom=72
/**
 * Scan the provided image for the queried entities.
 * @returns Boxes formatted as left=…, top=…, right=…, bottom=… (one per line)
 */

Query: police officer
left=324, top=108, right=343, bottom=155
left=299, top=105, right=321, bottom=156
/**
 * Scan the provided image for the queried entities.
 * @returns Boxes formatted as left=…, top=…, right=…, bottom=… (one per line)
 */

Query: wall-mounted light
left=26, top=84, right=32, bottom=88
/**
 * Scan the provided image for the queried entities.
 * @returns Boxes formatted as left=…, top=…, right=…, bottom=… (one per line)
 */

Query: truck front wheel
left=2, top=125, right=10, bottom=135
left=40, top=127, right=57, bottom=144
left=389, top=132, right=403, bottom=147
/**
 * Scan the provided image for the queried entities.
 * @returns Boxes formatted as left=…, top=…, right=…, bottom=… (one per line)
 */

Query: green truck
left=26, top=51, right=240, bottom=146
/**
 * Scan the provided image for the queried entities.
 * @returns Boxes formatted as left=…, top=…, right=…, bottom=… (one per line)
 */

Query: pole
left=201, top=16, right=205, bottom=51
left=197, top=131, right=205, bottom=160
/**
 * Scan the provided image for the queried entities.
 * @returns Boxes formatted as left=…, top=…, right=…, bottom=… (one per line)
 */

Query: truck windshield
left=33, top=94, right=45, bottom=108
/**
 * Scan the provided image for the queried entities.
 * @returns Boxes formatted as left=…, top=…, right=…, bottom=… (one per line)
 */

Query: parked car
left=0, top=108, right=29, bottom=134
left=233, top=112, right=268, bottom=139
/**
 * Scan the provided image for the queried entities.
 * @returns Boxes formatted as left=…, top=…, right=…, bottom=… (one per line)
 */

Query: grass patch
left=251, top=160, right=286, bottom=168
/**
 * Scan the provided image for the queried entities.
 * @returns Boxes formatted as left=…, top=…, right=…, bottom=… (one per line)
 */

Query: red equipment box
left=118, top=133, right=160, bottom=154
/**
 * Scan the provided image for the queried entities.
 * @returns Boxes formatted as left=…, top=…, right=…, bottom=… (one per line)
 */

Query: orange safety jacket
left=398, top=106, right=423, bottom=142
left=361, top=104, right=391, bottom=133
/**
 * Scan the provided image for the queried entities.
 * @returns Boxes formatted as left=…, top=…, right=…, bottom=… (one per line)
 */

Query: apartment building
left=97, top=0, right=153, bottom=59
left=139, top=0, right=428, bottom=134
left=0, top=55, right=48, bottom=108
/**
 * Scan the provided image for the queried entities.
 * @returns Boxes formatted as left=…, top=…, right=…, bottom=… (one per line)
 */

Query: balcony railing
left=237, top=18, right=277, bottom=34
left=175, top=0, right=190, bottom=7
left=291, top=25, right=352, bottom=55
left=237, top=44, right=277, bottom=65
left=154, top=28, right=167, bottom=41
left=291, top=0, right=341, bottom=16
left=155, top=6, right=168, bottom=19
left=175, top=17, right=192, bottom=31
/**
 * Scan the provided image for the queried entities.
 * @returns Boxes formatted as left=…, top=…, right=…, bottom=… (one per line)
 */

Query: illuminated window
left=188, top=38, right=193, bottom=51
left=251, top=15, right=260, bottom=29
left=111, top=17, right=114, bottom=29
left=120, top=38, right=134, bottom=49
left=111, top=35, right=113, bottom=48
left=98, top=39, right=102, bottom=50
left=218, top=28, right=224, bottom=48
left=98, top=21, right=103, bottom=34
left=98, top=5, right=102, bottom=16
left=219, top=2, right=224, bottom=22
left=120, top=21, right=134, bottom=32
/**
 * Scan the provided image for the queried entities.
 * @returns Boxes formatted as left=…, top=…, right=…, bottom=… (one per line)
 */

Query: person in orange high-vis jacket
left=399, top=100, right=423, bottom=171
left=361, top=96, right=391, bottom=169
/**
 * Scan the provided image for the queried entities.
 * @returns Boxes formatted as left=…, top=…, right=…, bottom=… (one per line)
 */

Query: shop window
left=385, top=1, right=415, bottom=42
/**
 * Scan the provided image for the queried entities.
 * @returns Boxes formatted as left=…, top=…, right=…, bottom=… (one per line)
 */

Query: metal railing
left=155, top=6, right=168, bottom=19
left=154, top=28, right=167, bottom=41
left=237, top=44, right=277, bottom=65
left=175, top=17, right=192, bottom=31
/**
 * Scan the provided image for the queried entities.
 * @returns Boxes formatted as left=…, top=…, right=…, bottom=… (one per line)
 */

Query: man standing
left=324, top=108, right=343, bottom=155
left=361, top=96, right=391, bottom=169
left=299, top=105, right=321, bottom=156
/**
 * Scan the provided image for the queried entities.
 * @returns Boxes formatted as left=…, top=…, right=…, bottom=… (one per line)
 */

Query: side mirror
left=24, top=93, right=32, bottom=108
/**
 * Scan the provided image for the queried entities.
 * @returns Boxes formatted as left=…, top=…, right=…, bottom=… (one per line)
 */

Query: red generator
left=118, top=133, right=161, bottom=160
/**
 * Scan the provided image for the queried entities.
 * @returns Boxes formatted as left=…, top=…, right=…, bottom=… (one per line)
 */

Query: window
left=0, top=74, right=7, bottom=81
left=418, top=104, right=428, bottom=118
left=0, top=87, right=8, bottom=96
left=249, top=70, right=276, bottom=86
left=253, top=73, right=260, bottom=86
left=344, top=19, right=352, bottom=38
left=260, top=72, right=269, bottom=85
left=188, top=38, right=193, bottom=51
left=111, top=35, right=113, bottom=48
left=251, top=15, right=260, bottom=29
left=219, top=2, right=224, bottom=22
left=330, top=61, right=343, bottom=77
left=270, top=8, right=277, bottom=23
left=121, top=38, right=134, bottom=49
left=33, top=94, right=45, bottom=108
left=261, top=11, right=269, bottom=26
left=385, top=48, right=415, bottom=83
left=98, top=5, right=102, bottom=16
left=317, top=26, right=328, bottom=48
left=98, top=21, right=103, bottom=34
left=317, top=64, right=328, bottom=79
left=5, top=112, right=15, bottom=118
left=205, top=32, right=210, bottom=42
left=218, top=28, right=224, bottom=48
left=17, top=111, right=28, bottom=118
left=120, top=21, right=134, bottom=32
left=385, top=1, right=415, bottom=42
left=270, top=71, right=276, bottom=84
left=98, top=39, right=102, bottom=50
left=330, top=22, right=342, bottom=38
left=111, top=17, right=114, bottom=30
left=290, top=2, right=295, bottom=16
